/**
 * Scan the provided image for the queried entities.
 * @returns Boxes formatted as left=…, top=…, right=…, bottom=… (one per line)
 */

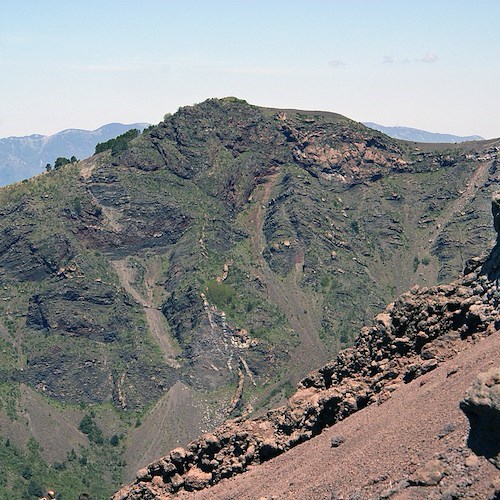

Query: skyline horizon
left=0, top=97, right=492, bottom=140
left=2, top=1, right=499, bottom=139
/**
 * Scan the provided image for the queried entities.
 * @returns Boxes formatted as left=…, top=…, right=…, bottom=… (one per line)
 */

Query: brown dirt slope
left=124, top=382, right=207, bottom=482
left=111, top=258, right=180, bottom=368
left=189, top=332, right=500, bottom=499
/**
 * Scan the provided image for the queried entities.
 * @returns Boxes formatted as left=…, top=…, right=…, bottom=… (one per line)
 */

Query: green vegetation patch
left=0, top=435, right=123, bottom=499
left=95, top=129, right=140, bottom=155
left=205, top=281, right=236, bottom=308
left=78, top=414, right=104, bottom=445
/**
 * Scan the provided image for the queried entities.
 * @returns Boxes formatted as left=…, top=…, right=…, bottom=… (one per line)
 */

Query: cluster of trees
left=45, top=156, right=77, bottom=172
left=78, top=414, right=104, bottom=445
left=94, top=128, right=140, bottom=155
left=78, top=414, right=120, bottom=447
left=44, top=128, right=142, bottom=174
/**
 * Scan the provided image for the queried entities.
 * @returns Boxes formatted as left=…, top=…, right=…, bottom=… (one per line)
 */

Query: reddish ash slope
left=114, top=194, right=500, bottom=499
left=187, top=333, right=499, bottom=499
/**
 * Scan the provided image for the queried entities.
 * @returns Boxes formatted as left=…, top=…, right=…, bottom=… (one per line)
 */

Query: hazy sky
left=1, top=0, right=499, bottom=138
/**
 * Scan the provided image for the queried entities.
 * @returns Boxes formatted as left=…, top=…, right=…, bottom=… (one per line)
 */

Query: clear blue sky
left=1, top=0, right=499, bottom=138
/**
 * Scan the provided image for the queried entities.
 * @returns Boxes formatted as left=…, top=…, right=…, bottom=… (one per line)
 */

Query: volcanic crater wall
left=114, top=195, right=500, bottom=499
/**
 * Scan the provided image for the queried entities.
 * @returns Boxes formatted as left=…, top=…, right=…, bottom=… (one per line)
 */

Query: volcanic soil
left=181, top=332, right=500, bottom=499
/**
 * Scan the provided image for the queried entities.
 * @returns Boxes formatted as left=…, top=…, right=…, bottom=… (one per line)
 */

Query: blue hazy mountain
left=363, top=122, right=483, bottom=144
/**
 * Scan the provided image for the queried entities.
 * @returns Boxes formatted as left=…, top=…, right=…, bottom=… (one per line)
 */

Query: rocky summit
left=114, top=194, right=500, bottom=499
left=0, top=98, right=499, bottom=497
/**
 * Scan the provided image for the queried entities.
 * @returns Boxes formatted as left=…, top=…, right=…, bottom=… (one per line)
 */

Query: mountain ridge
left=363, top=122, right=484, bottom=143
left=0, top=122, right=149, bottom=187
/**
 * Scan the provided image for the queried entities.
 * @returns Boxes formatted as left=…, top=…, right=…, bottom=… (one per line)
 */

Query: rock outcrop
left=113, top=195, right=500, bottom=499
left=460, top=367, right=500, bottom=468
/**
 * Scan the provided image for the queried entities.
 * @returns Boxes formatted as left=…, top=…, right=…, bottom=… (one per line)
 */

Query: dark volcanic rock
left=26, top=282, right=124, bottom=342
left=22, top=345, right=176, bottom=408
left=83, top=181, right=191, bottom=255
left=0, top=226, right=74, bottom=281
left=460, top=367, right=500, bottom=468
left=482, top=192, right=500, bottom=280
left=493, top=192, right=500, bottom=235
left=24, top=348, right=114, bottom=404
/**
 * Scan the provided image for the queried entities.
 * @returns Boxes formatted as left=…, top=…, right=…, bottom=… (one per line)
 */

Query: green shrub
left=54, top=157, right=70, bottom=169
left=245, top=300, right=255, bottom=312
left=78, top=415, right=104, bottom=445
left=206, top=281, right=235, bottom=307
left=52, top=461, right=67, bottom=471
left=21, top=464, right=33, bottom=479
left=413, top=256, right=420, bottom=272
left=27, top=479, right=44, bottom=497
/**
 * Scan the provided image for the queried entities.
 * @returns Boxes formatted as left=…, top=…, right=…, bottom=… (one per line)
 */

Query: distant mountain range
left=0, top=123, right=149, bottom=187
left=363, top=122, right=483, bottom=143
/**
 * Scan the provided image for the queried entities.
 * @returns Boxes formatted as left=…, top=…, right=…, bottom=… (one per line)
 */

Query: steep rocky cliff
left=114, top=194, right=500, bottom=499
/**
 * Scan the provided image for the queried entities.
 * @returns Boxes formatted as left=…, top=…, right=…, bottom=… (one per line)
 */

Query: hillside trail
left=246, top=173, right=325, bottom=379
left=111, top=258, right=180, bottom=368
left=79, top=157, right=97, bottom=180
left=427, top=159, right=493, bottom=248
